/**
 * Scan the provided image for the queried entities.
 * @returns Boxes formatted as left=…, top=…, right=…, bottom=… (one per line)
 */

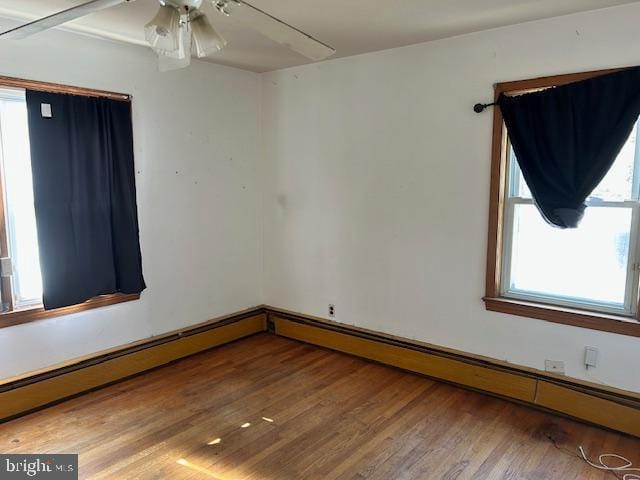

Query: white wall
left=261, top=3, right=640, bottom=392
left=0, top=24, right=263, bottom=378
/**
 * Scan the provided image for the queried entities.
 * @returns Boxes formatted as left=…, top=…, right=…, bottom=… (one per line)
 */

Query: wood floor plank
left=0, top=333, right=638, bottom=479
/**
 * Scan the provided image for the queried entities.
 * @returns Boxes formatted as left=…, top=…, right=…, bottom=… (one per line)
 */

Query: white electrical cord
left=579, top=446, right=640, bottom=479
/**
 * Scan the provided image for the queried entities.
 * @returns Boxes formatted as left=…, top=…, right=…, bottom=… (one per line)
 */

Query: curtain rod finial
left=474, top=102, right=495, bottom=113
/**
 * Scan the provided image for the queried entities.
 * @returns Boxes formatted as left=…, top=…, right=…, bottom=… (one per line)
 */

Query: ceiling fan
left=0, top=0, right=336, bottom=71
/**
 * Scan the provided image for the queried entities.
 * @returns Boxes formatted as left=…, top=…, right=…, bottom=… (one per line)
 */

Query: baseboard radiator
left=0, top=306, right=638, bottom=437
left=269, top=309, right=640, bottom=438
left=0, top=309, right=267, bottom=421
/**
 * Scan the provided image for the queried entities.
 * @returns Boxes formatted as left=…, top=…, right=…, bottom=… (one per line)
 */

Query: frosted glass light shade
left=157, top=20, right=192, bottom=72
left=191, top=14, right=226, bottom=58
left=145, top=5, right=180, bottom=54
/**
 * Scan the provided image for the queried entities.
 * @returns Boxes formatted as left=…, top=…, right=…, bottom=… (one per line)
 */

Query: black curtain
left=26, top=90, right=146, bottom=310
left=498, top=67, right=640, bottom=228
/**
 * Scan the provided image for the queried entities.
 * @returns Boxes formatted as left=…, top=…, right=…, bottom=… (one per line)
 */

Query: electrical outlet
left=328, top=304, right=335, bottom=318
left=544, top=360, right=565, bottom=374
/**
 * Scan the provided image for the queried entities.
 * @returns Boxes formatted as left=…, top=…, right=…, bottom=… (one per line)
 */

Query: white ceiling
left=0, top=0, right=637, bottom=72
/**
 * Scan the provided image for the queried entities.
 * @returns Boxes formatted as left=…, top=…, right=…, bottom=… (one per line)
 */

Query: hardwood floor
left=1, top=333, right=638, bottom=479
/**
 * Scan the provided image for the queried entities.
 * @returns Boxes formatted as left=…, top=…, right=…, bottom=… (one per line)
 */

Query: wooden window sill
left=483, top=296, right=640, bottom=337
left=0, top=293, right=140, bottom=329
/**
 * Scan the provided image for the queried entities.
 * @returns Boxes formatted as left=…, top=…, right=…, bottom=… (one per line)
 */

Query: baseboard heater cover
left=1, top=306, right=638, bottom=438
left=0, top=309, right=267, bottom=421
left=268, top=310, right=640, bottom=437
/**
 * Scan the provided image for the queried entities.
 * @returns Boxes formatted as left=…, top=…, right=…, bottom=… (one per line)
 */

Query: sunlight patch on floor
left=177, top=458, right=223, bottom=479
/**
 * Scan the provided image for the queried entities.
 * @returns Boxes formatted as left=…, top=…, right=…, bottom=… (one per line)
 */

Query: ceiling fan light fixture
left=0, top=0, right=336, bottom=72
left=156, top=17, right=192, bottom=71
left=145, top=5, right=180, bottom=53
left=191, top=13, right=226, bottom=58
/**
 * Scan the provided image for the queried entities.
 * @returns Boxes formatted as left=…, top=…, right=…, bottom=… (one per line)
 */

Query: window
left=0, top=88, right=43, bottom=310
left=502, top=128, right=640, bottom=314
left=484, top=68, right=640, bottom=337
left=0, top=77, right=140, bottom=329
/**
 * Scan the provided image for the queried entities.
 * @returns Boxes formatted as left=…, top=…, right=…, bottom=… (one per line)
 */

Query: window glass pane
left=508, top=147, right=531, bottom=198
left=508, top=119, right=639, bottom=202
left=590, top=120, right=638, bottom=201
left=0, top=96, right=43, bottom=306
left=507, top=204, right=631, bottom=307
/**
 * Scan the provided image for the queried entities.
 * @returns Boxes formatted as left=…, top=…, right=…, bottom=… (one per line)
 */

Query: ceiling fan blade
left=216, top=0, right=335, bottom=61
left=0, top=0, right=133, bottom=40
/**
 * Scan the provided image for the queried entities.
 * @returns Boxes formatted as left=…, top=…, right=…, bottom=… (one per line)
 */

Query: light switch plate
left=41, top=103, right=52, bottom=118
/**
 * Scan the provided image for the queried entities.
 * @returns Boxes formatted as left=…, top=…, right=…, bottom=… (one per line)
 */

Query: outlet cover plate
left=544, top=360, right=565, bottom=374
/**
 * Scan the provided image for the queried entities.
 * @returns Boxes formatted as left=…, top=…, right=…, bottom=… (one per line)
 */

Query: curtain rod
left=0, top=75, right=131, bottom=102
left=472, top=68, right=630, bottom=114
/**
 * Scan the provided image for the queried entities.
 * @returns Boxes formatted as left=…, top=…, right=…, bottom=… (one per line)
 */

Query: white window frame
left=499, top=138, right=640, bottom=317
